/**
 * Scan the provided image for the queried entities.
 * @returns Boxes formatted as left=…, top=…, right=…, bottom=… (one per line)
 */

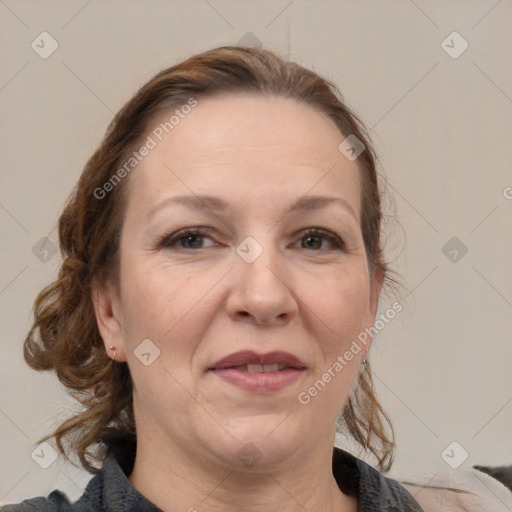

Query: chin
left=208, top=419, right=306, bottom=470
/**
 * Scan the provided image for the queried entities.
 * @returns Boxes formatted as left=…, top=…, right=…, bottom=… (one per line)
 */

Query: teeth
left=246, top=363, right=283, bottom=373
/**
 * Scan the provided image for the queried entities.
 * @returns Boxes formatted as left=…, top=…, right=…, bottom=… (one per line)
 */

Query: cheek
left=119, top=258, right=187, bottom=334
left=302, top=265, right=371, bottom=344
left=297, top=269, right=371, bottom=415
left=118, top=260, right=220, bottom=363
left=118, top=267, right=209, bottom=403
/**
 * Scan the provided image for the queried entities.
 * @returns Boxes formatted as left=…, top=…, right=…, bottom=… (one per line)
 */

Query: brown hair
left=24, top=45, right=395, bottom=474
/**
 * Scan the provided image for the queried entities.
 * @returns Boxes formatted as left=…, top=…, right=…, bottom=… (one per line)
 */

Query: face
left=95, top=93, right=380, bottom=469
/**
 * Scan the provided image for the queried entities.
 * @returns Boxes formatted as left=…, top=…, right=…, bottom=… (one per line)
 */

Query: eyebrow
left=147, top=195, right=229, bottom=220
left=147, top=194, right=358, bottom=221
left=290, top=195, right=358, bottom=220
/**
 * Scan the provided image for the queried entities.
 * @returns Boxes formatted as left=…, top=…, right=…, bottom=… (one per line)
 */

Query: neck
left=127, top=430, right=357, bottom=512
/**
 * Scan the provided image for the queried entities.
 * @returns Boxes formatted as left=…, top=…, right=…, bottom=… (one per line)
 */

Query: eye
left=298, top=228, right=345, bottom=251
left=159, top=228, right=217, bottom=250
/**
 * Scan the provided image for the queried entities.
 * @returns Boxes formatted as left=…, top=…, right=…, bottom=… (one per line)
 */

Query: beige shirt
left=391, top=467, right=512, bottom=512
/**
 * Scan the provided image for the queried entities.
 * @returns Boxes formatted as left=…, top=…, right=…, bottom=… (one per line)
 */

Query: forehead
left=124, top=93, right=362, bottom=217
left=150, top=93, right=347, bottom=163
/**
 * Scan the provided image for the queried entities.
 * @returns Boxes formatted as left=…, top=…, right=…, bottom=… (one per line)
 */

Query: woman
left=3, top=46, right=424, bottom=511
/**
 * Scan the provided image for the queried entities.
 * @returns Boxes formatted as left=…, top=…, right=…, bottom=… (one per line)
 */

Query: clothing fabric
left=391, top=465, right=512, bottom=512
left=2, top=441, right=424, bottom=511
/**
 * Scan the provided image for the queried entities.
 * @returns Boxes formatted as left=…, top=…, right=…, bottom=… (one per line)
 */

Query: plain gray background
left=1, top=0, right=511, bottom=504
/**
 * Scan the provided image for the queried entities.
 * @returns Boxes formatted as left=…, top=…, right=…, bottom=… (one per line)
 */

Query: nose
left=226, top=240, right=298, bottom=326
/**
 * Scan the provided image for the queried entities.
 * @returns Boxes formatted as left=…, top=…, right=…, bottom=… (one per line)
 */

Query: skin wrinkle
left=146, top=194, right=359, bottom=226
left=93, top=94, right=379, bottom=512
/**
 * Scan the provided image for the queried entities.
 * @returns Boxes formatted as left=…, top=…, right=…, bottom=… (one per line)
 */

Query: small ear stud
left=109, top=345, right=116, bottom=362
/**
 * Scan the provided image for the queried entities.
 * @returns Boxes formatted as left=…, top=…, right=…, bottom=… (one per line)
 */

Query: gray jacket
left=2, top=442, right=424, bottom=511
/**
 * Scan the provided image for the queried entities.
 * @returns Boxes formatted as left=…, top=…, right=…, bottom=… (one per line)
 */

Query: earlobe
left=361, top=268, right=385, bottom=357
left=369, top=267, right=384, bottom=318
left=91, top=282, right=127, bottom=362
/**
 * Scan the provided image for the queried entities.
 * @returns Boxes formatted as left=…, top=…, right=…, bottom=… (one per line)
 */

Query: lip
left=209, top=350, right=306, bottom=370
left=208, top=350, right=307, bottom=394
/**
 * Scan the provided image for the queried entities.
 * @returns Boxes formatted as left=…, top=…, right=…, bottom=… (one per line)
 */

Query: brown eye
left=179, top=234, right=205, bottom=249
left=298, top=229, right=345, bottom=251
left=159, top=228, right=217, bottom=250
left=302, top=235, right=324, bottom=249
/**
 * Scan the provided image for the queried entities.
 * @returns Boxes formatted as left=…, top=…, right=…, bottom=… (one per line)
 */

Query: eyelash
left=158, top=227, right=345, bottom=251
left=298, top=228, right=345, bottom=250
left=158, top=228, right=213, bottom=249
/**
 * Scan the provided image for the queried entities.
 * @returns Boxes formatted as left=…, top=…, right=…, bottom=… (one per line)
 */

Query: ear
left=369, top=266, right=384, bottom=319
left=91, top=281, right=127, bottom=362
left=361, top=267, right=385, bottom=357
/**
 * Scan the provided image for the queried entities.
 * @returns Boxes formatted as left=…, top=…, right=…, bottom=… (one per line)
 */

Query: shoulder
left=393, top=466, right=512, bottom=512
left=332, top=447, right=425, bottom=512
left=1, top=441, right=159, bottom=512
left=1, top=490, right=74, bottom=511
left=1, top=470, right=103, bottom=512
left=356, top=460, right=425, bottom=511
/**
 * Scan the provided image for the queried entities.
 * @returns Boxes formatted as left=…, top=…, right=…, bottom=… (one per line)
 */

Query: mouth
left=228, top=363, right=293, bottom=373
left=208, top=350, right=306, bottom=393
left=209, top=350, right=306, bottom=371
